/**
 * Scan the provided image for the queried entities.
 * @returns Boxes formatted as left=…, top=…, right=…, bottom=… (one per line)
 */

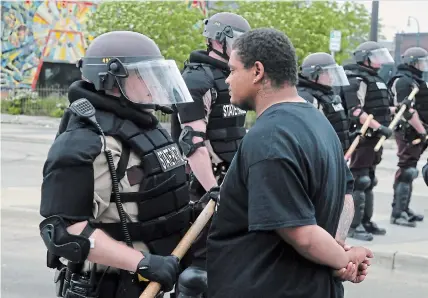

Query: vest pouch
left=115, top=271, right=141, bottom=298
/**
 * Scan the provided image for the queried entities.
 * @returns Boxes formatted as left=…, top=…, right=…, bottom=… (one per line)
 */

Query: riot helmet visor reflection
left=301, top=64, right=350, bottom=87
left=415, top=56, right=428, bottom=72
left=368, top=48, right=394, bottom=65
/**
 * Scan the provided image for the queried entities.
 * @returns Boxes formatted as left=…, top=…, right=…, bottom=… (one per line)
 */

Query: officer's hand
left=417, top=133, right=428, bottom=145
left=398, top=97, right=413, bottom=110
left=376, top=125, right=393, bottom=139
left=192, top=186, right=220, bottom=221
left=349, top=130, right=362, bottom=143
left=136, top=252, right=180, bottom=292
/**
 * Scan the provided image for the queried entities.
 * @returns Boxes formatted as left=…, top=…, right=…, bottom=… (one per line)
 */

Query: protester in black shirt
left=206, top=28, right=373, bottom=298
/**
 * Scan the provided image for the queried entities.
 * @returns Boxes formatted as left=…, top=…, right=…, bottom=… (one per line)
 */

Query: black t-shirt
left=207, top=102, right=352, bottom=298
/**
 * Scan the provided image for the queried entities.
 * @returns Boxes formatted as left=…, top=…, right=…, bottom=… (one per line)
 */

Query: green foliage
left=229, top=0, right=371, bottom=65
left=85, top=1, right=207, bottom=69
left=1, top=97, right=67, bottom=118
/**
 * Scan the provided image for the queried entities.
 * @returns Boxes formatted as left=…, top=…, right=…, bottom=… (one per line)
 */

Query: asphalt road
left=1, top=122, right=428, bottom=298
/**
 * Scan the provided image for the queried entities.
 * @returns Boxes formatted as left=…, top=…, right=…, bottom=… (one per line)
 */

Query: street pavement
left=1, top=114, right=428, bottom=297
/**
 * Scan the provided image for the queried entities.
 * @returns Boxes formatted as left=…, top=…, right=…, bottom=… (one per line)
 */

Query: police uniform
left=38, top=31, right=195, bottom=298
left=298, top=75, right=351, bottom=153
left=388, top=47, right=428, bottom=226
left=171, top=12, right=251, bottom=298
left=340, top=42, right=396, bottom=240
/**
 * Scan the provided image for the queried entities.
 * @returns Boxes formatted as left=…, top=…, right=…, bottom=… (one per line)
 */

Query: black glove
left=349, top=130, right=362, bottom=143
left=417, top=133, right=428, bottom=144
left=375, top=125, right=393, bottom=139
left=192, top=186, right=220, bottom=221
left=398, top=97, right=414, bottom=110
left=136, top=252, right=180, bottom=292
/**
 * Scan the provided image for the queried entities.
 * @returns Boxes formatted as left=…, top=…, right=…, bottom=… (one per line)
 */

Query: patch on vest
left=222, top=104, right=247, bottom=118
left=375, top=82, right=387, bottom=90
left=154, top=144, right=185, bottom=172
left=332, top=103, right=344, bottom=112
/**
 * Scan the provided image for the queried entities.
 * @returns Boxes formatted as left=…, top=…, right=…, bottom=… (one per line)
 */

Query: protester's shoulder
left=242, top=104, right=315, bottom=164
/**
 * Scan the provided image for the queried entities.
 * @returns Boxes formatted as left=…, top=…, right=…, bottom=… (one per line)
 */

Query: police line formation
left=38, top=11, right=428, bottom=298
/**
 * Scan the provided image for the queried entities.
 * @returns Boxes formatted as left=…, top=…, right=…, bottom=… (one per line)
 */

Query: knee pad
left=354, top=176, right=371, bottom=191
left=369, top=176, right=378, bottom=189
left=177, top=266, right=208, bottom=297
left=400, top=167, right=418, bottom=183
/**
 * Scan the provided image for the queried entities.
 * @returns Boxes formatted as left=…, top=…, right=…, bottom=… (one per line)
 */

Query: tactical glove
left=192, top=186, right=220, bottom=221
left=136, top=252, right=180, bottom=292
left=417, top=133, right=428, bottom=145
left=375, top=125, right=393, bottom=139
left=398, top=97, right=415, bottom=120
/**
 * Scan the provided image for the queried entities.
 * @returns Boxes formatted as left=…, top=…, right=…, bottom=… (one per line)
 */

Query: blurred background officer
left=341, top=41, right=395, bottom=241
left=170, top=12, right=251, bottom=298
left=297, top=52, right=352, bottom=153
left=39, top=31, right=194, bottom=298
left=387, top=46, right=428, bottom=227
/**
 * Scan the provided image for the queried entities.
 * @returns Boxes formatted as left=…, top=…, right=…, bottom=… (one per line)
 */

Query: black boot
left=362, top=189, right=386, bottom=235
left=406, top=183, right=424, bottom=222
left=391, top=180, right=416, bottom=227
left=348, top=175, right=373, bottom=241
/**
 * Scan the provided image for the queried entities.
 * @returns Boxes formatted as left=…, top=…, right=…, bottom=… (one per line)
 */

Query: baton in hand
left=344, top=114, right=373, bottom=161
left=139, top=196, right=217, bottom=298
left=374, top=86, right=420, bottom=152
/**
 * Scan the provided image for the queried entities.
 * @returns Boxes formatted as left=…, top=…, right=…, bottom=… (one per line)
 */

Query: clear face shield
left=224, top=29, right=244, bottom=51
left=368, top=48, right=395, bottom=66
left=303, top=64, right=350, bottom=87
left=118, top=59, right=193, bottom=106
left=203, top=19, right=245, bottom=55
left=415, top=56, right=428, bottom=72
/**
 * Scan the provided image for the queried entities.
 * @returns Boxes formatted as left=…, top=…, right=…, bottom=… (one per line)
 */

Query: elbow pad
left=178, top=126, right=207, bottom=157
left=39, top=215, right=95, bottom=264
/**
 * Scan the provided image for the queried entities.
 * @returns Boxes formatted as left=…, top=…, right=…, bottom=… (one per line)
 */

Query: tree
left=227, top=0, right=371, bottom=65
left=85, top=1, right=207, bottom=69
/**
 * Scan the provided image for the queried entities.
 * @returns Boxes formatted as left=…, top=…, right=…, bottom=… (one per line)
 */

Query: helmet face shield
left=415, top=56, right=428, bottom=72
left=118, top=59, right=193, bottom=106
left=369, top=48, right=394, bottom=65
left=301, top=64, right=349, bottom=87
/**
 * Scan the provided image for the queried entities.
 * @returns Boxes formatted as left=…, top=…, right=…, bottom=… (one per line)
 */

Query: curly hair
left=232, top=28, right=298, bottom=88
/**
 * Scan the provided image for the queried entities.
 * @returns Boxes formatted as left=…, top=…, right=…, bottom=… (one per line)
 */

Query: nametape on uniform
left=376, top=82, right=387, bottom=90
left=223, top=104, right=247, bottom=118
left=154, top=143, right=186, bottom=172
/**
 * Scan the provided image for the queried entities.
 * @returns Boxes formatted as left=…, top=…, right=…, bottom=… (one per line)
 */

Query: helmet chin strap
left=208, top=40, right=229, bottom=61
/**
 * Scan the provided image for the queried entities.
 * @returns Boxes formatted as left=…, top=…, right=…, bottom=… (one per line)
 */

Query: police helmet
left=77, top=31, right=193, bottom=110
left=353, top=41, right=394, bottom=68
left=300, top=52, right=349, bottom=87
left=203, top=12, right=251, bottom=58
left=402, top=47, right=428, bottom=72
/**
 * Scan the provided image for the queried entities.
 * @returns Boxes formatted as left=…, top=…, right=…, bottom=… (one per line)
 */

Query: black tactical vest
left=184, top=63, right=247, bottom=164
left=298, top=86, right=351, bottom=152
left=88, top=111, right=191, bottom=256
left=345, top=66, right=391, bottom=127
left=389, top=69, right=428, bottom=124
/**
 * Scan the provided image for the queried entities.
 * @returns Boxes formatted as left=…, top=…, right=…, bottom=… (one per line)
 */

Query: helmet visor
left=119, top=59, right=193, bottom=105
left=318, top=65, right=350, bottom=87
left=416, top=57, right=428, bottom=71
left=369, top=48, right=394, bottom=65
left=225, top=29, right=244, bottom=50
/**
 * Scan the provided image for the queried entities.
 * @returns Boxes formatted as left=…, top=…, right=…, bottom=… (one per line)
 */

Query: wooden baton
left=139, top=199, right=216, bottom=298
left=344, top=114, right=374, bottom=161
left=374, top=86, right=420, bottom=152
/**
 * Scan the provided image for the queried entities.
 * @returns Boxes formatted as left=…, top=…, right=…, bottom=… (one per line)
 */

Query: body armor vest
left=204, top=66, right=247, bottom=164
left=389, top=69, right=428, bottom=124
left=298, top=85, right=351, bottom=152
left=90, top=112, right=191, bottom=256
left=345, top=65, right=391, bottom=127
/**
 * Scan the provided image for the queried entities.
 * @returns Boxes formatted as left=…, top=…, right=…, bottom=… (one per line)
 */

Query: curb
left=371, top=250, right=428, bottom=273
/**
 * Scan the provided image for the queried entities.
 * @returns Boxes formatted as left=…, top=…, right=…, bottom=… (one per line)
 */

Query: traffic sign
left=329, top=30, right=342, bottom=52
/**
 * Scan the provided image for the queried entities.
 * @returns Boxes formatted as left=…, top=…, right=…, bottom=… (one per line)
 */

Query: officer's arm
left=177, top=70, right=218, bottom=192
left=393, top=78, right=427, bottom=134
left=351, top=80, right=382, bottom=130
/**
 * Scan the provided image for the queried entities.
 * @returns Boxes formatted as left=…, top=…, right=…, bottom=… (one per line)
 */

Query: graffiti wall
left=1, top=1, right=97, bottom=89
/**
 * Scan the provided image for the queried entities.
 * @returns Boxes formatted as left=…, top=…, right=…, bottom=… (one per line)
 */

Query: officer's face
left=318, top=72, right=332, bottom=87
left=226, top=50, right=259, bottom=111
left=124, top=73, right=153, bottom=104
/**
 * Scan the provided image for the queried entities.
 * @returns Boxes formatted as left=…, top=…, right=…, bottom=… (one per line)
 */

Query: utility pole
left=370, top=0, right=379, bottom=42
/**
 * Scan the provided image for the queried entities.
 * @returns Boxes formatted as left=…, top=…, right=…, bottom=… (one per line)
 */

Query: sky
left=357, top=0, right=428, bottom=40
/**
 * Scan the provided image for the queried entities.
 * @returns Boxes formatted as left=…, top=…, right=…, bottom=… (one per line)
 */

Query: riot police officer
left=297, top=52, right=352, bottom=153
left=388, top=46, right=428, bottom=227
left=341, top=41, right=395, bottom=241
left=171, top=12, right=251, bottom=297
left=39, top=31, right=195, bottom=298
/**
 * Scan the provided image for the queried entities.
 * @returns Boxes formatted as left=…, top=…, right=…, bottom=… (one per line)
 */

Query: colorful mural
left=1, top=1, right=97, bottom=89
